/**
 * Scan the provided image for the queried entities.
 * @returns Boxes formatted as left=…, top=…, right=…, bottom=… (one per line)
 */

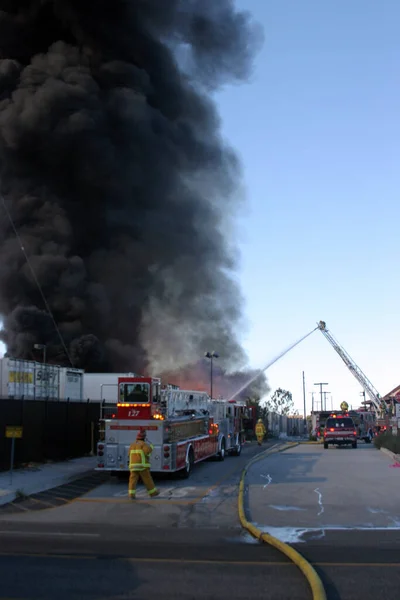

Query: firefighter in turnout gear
left=255, top=418, right=266, bottom=445
left=128, top=429, right=160, bottom=499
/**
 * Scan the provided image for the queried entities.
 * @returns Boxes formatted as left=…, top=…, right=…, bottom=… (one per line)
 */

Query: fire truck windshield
left=119, top=383, right=150, bottom=403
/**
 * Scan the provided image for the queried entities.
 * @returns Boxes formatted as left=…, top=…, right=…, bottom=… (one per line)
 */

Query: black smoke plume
left=0, top=0, right=266, bottom=397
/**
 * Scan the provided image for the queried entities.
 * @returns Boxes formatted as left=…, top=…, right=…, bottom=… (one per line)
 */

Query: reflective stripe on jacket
left=255, top=423, right=266, bottom=436
left=129, top=441, right=154, bottom=471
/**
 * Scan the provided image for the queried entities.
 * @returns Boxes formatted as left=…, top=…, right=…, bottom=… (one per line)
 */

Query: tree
left=264, top=388, right=294, bottom=416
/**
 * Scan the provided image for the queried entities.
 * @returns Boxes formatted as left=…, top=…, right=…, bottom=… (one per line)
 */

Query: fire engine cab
left=323, top=412, right=358, bottom=449
left=96, top=375, right=247, bottom=478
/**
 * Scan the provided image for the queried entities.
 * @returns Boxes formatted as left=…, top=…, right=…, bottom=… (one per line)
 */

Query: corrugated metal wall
left=264, top=411, right=307, bottom=437
left=0, top=398, right=101, bottom=471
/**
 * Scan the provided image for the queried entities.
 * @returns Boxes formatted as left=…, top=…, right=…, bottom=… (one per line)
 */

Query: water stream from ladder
left=229, top=326, right=319, bottom=401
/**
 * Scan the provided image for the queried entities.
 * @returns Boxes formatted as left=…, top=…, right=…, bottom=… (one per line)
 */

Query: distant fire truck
left=96, top=375, right=248, bottom=478
left=312, top=407, right=375, bottom=442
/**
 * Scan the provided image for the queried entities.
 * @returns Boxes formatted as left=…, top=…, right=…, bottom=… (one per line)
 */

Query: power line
left=1, top=193, right=73, bottom=367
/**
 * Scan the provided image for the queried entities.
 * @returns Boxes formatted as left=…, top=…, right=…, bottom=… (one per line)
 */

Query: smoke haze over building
left=0, top=1, right=267, bottom=397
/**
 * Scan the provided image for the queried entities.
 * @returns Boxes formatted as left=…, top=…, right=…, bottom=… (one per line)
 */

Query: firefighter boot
left=140, top=469, right=160, bottom=498
left=128, top=471, right=140, bottom=500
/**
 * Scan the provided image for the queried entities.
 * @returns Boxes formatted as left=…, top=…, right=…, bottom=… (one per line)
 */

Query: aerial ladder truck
left=317, top=321, right=394, bottom=427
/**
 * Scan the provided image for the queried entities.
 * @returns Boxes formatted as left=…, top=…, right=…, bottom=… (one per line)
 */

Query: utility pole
left=323, top=391, right=331, bottom=411
left=302, top=371, right=306, bottom=419
left=314, top=382, right=328, bottom=411
left=309, top=392, right=315, bottom=413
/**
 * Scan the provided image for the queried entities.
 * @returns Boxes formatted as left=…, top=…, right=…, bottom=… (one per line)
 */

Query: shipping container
left=0, top=358, right=84, bottom=401
left=83, top=372, right=137, bottom=403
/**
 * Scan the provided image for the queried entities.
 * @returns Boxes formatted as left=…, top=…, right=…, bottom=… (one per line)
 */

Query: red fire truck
left=96, top=375, right=248, bottom=478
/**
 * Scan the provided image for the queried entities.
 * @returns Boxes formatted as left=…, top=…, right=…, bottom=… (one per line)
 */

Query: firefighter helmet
left=136, top=429, right=146, bottom=440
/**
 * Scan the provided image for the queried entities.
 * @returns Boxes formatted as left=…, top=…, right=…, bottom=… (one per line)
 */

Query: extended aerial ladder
left=231, top=319, right=388, bottom=418
left=317, top=321, right=386, bottom=416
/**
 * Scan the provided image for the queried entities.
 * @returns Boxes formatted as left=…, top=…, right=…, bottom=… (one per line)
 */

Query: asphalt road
left=0, top=442, right=311, bottom=600
left=247, top=443, right=400, bottom=535
left=0, top=521, right=399, bottom=600
left=245, top=442, right=400, bottom=599
left=0, top=523, right=311, bottom=600
left=1, top=441, right=399, bottom=599
left=0, top=441, right=277, bottom=529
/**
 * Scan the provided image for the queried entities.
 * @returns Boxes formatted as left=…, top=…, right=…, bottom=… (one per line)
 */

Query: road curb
left=0, top=466, right=97, bottom=507
left=0, top=471, right=108, bottom=514
left=380, top=446, right=400, bottom=463
left=238, top=442, right=327, bottom=600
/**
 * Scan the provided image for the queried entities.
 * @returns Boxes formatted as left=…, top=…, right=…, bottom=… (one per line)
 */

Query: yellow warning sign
left=5, top=426, right=23, bottom=439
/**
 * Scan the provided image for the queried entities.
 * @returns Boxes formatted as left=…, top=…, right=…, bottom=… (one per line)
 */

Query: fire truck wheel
left=232, top=436, right=242, bottom=456
left=232, top=443, right=241, bottom=456
left=217, top=438, right=226, bottom=461
left=180, top=447, right=194, bottom=479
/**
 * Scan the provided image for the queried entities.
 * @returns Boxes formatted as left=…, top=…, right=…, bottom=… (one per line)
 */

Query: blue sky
left=1, top=1, right=399, bottom=414
left=215, top=0, right=400, bottom=412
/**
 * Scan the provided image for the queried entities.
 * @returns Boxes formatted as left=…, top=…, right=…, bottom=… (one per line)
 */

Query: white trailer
left=83, top=372, right=137, bottom=403
left=0, top=357, right=84, bottom=401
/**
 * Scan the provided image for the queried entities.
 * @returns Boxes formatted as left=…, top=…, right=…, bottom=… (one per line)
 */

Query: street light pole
left=205, top=351, right=219, bottom=399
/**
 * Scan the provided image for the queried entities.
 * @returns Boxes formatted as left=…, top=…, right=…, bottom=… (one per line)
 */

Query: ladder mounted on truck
left=161, top=387, right=211, bottom=417
left=317, top=321, right=385, bottom=415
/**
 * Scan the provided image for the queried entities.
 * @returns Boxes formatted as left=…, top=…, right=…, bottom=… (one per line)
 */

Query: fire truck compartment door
left=105, top=445, right=118, bottom=469
left=149, top=445, right=162, bottom=470
left=218, top=419, right=230, bottom=440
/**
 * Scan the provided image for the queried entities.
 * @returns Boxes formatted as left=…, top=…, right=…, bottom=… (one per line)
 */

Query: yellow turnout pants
left=129, top=468, right=157, bottom=497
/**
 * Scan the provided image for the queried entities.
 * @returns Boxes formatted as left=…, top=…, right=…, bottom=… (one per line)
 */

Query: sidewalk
left=0, top=456, right=98, bottom=506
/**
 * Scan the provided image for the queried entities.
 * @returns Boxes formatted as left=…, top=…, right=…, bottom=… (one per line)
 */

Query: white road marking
left=113, top=486, right=197, bottom=499
left=269, top=505, right=306, bottom=512
left=260, top=474, right=272, bottom=489
left=306, top=529, right=326, bottom=541
left=314, top=488, right=324, bottom=516
left=368, top=507, right=387, bottom=514
left=256, top=525, right=400, bottom=544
